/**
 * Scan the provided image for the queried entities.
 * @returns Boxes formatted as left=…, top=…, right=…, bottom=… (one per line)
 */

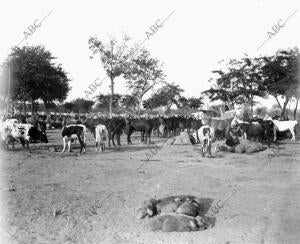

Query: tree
left=124, top=49, right=165, bottom=115
left=203, top=76, right=238, bottom=110
left=255, top=106, right=268, bottom=117
left=187, top=96, right=204, bottom=109
left=88, top=34, right=130, bottom=118
left=143, top=83, right=184, bottom=111
left=120, top=94, right=138, bottom=109
left=95, top=93, right=122, bottom=112
left=63, top=101, right=76, bottom=113
left=7, top=45, right=70, bottom=113
left=260, top=48, right=299, bottom=118
left=203, top=56, right=265, bottom=112
left=71, top=98, right=94, bottom=113
left=178, top=96, right=188, bottom=108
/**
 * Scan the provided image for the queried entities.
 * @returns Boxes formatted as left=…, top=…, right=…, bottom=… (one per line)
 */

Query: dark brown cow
left=125, top=119, right=153, bottom=144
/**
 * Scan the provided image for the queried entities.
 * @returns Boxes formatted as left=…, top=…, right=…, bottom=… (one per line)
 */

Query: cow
left=235, top=120, right=274, bottom=146
left=238, top=122, right=264, bottom=142
left=95, top=124, right=108, bottom=152
left=84, top=117, right=125, bottom=147
left=61, top=124, right=86, bottom=153
left=1, top=122, right=48, bottom=150
left=264, top=115, right=297, bottom=141
left=106, top=117, right=126, bottom=146
left=191, top=125, right=215, bottom=156
left=124, top=119, right=153, bottom=144
left=149, top=117, right=165, bottom=137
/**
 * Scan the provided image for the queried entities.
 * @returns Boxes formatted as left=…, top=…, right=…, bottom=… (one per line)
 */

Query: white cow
left=95, top=124, right=108, bottom=152
left=264, top=115, right=298, bottom=141
left=0, top=121, right=33, bottom=149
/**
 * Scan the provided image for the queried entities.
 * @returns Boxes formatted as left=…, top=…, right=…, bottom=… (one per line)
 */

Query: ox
left=264, top=117, right=298, bottom=141
left=0, top=121, right=48, bottom=150
left=235, top=121, right=274, bottom=146
left=61, top=124, right=86, bottom=153
left=95, top=124, right=108, bottom=152
left=125, top=119, right=153, bottom=144
left=191, top=125, right=215, bottom=156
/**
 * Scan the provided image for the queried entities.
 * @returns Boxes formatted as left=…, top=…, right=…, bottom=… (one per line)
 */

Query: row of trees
left=203, top=48, right=299, bottom=118
left=1, top=34, right=298, bottom=118
left=61, top=91, right=203, bottom=114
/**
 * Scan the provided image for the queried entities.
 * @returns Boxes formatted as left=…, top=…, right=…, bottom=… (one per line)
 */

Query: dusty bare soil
left=0, top=129, right=299, bottom=244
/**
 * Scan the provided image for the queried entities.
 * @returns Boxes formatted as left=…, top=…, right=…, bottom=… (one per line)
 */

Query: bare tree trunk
left=109, top=77, right=114, bottom=119
left=274, top=96, right=283, bottom=110
left=280, top=98, right=289, bottom=119
left=137, top=96, right=142, bottom=116
left=294, top=98, right=299, bottom=120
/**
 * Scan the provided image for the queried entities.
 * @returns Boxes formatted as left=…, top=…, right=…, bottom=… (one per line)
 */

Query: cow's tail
left=196, top=129, right=200, bottom=143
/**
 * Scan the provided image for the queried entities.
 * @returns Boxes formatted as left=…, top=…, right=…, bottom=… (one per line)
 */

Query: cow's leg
left=61, top=137, right=66, bottom=153
left=108, top=131, right=112, bottom=147
left=207, top=141, right=212, bottom=156
left=290, top=128, right=296, bottom=140
left=112, top=132, right=116, bottom=146
left=67, top=140, right=71, bottom=152
left=273, top=127, right=277, bottom=141
left=117, top=133, right=121, bottom=146
left=148, top=130, right=152, bottom=144
left=78, top=135, right=85, bottom=154
left=26, top=140, right=29, bottom=150
left=95, top=141, right=99, bottom=152
left=127, top=132, right=132, bottom=144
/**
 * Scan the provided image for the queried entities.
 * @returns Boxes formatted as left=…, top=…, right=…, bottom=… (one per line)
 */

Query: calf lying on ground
left=61, top=125, right=86, bottom=153
left=95, top=124, right=108, bottom=152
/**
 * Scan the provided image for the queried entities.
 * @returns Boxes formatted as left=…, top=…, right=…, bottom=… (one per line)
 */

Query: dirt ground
left=0, top=129, right=299, bottom=244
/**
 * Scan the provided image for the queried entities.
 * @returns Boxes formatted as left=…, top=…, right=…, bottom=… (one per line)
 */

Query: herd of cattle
left=0, top=113, right=298, bottom=153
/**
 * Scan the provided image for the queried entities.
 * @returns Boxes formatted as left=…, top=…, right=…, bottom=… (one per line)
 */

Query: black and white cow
left=61, top=124, right=86, bottom=153
left=191, top=125, right=215, bottom=156
left=0, top=120, right=48, bottom=150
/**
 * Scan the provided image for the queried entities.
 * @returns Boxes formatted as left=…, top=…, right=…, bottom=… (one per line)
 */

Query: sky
left=1, top=0, right=299, bottom=109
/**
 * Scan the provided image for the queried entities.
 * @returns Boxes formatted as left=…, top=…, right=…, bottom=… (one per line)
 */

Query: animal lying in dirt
left=148, top=213, right=210, bottom=232
left=137, top=195, right=213, bottom=232
left=136, top=195, right=204, bottom=219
